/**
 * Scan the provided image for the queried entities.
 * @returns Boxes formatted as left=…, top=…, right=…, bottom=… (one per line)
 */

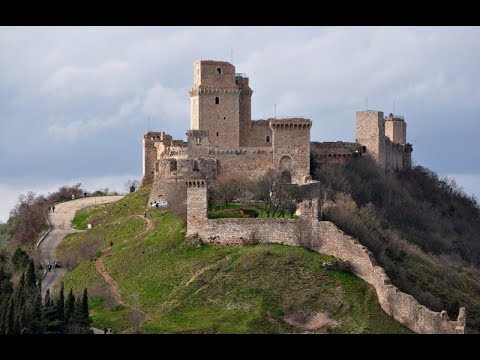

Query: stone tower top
left=192, top=60, right=238, bottom=89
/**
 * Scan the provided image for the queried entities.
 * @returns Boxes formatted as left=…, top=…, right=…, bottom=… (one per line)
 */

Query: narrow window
left=223, top=116, right=226, bottom=120
left=196, top=137, right=201, bottom=145
left=266, top=136, right=270, bottom=143
left=362, top=146, right=366, bottom=153
left=217, top=68, right=221, bottom=75
left=193, top=161, right=199, bottom=171
left=216, top=132, right=219, bottom=137
left=215, top=97, right=219, bottom=105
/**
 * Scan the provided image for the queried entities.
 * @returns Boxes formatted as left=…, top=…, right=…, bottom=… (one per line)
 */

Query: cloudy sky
left=1, top=26, right=479, bottom=222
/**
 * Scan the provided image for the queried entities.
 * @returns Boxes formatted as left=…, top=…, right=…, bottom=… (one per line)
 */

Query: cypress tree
left=44, top=289, right=51, bottom=307
left=65, top=289, right=75, bottom=326
left=0, top=266, right=13, bottom=296
left=81, top=288, right=91, bottom=327
left=56, top=282, right=65, bottom=332
left=29, top=278, right=42, bottom=334
left=26, top=259, right=36, bottom=291
left=13, top=274, right=26, bottom=334
left=0, top=301, right=5, bottom=334
left=5, top=296, right=14, bottom=334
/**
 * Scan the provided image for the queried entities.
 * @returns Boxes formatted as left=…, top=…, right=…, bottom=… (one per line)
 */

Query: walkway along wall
left=186, top=181, right=466, bottom=334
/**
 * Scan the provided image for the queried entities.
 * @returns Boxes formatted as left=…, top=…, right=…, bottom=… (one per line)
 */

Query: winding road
left=38, top=196, right=124, bottom=298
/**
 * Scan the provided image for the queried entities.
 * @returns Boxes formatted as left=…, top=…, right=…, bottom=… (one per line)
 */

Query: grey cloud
left=0, top=26, right=479, bottom=221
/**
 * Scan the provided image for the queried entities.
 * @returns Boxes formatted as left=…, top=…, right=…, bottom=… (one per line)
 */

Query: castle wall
left=271, top=119, right=311, bottom=183
left=384, top=139, right=405, bottom=171
left=149, top=179, right=187, bottom=216
left=313, top=221, right=465, bottom=334
left=185, top=183, right=465, bottom=334
left=207, top=147, right=273, bottom=180
left=310, top=141, right=363, bottom=166
left=241, top=120, right=272, bottom=148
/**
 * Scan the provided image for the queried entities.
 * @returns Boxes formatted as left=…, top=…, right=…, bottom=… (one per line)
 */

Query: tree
left=249, top=170, right=299, bottom=218
left=81, top=288, right=92, bottom=329
left=0, top=267, right=13, bottom=296
left=5, top=297, right=15, bottom=334
left=125, top=179, right=140, bottom=193
left=11, top=248, right=29, bottom=270
left=26, top=259, right=36, bottom=290
left=210, top=174, right=244, bottom=210
left=56, top=282, right=65, bottom=332
left=44, top=289, right=51, bottom=307
left=65, top=288, right=75, bottom=326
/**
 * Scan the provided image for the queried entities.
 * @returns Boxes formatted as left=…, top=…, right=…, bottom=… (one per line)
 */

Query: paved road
left=38, top=196, right=124, bottom=298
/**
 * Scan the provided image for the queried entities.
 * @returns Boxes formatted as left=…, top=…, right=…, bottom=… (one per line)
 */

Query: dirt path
left=94, top=214, right=155, bottom=332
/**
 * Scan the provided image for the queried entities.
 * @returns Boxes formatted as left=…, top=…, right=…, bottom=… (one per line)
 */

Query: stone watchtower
left=385, top=113, right=406, bottom=145
left=190, top=60, right=243, bottom=148
left=356, top=110, right=386, bottom=167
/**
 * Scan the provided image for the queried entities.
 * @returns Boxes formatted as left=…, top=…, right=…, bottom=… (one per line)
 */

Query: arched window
left=216, top=132, right=219, bottom=137
left=266, top=136, right=270, bottom=143
left=215, top=97, right=219, bottom=105
left=217, top=68, right=221, bottom=75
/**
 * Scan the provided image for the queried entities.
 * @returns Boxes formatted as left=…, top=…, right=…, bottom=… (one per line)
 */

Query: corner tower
left=356, top=110, right=386, bottom=168
left=190, top=60, right=241, bottom=148
left=384, top=113, right=406, bottom=145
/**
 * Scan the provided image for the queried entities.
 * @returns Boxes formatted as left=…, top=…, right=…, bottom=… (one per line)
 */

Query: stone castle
left=142, top=59, right=413, bottom=208
left=139, top=60, right=465, bottom=334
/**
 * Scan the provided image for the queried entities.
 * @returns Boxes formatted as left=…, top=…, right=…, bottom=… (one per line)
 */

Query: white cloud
left=46, top=82, right=190, bottom=142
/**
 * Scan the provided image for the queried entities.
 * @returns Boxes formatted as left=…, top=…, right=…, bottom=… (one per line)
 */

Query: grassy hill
left=57, top=186, right=410, bottom=333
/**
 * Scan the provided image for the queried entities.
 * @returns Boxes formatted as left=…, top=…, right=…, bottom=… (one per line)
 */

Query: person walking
left=52, top=205, right=55, bottom=213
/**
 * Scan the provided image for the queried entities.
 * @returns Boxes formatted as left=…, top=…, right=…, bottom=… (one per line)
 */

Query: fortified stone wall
left=241, top=120, right=272, bottom=147
left=208, top=147, right=273, bottom=180
left=314, top=221, right=465, bottom=334
left=148, top=179, right=187, bottom=215
left=384, top=139, right=406, bottom=172
left=271, top=119, right=312, bottom=184
left=310, top=141, right=364, bottom=166
left=185, top=183, right=466, bottom=334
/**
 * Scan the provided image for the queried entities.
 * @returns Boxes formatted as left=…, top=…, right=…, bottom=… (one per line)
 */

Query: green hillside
left=57, top=186, right=411, bottom=334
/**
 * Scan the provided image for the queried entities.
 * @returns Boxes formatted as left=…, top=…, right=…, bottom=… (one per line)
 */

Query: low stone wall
left=313, top=221, right=466, bottom=334
left=199, top=218, right=300, bottom=246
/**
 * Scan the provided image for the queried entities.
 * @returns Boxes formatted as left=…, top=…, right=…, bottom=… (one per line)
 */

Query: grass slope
left=59, top=186, right=411, bottom=333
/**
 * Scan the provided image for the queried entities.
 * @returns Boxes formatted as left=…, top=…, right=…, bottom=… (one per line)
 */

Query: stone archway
left=279, top=155, right=292, bottom=170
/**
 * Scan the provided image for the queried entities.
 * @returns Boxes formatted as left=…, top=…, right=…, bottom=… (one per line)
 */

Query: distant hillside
left=58, top=187, right=410, bottom=333
left=311, top=154, right=480, bottom=333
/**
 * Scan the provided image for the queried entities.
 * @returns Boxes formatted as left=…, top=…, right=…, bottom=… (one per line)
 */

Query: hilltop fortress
left=139, top=60, right=466, bottom=334
left=142, top=60, right=413, bottom=208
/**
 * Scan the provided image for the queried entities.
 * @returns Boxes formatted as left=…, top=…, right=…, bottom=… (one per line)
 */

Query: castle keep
left=142, top=60, right=413, bottom=208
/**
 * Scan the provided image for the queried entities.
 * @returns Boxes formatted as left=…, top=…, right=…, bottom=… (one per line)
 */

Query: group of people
left=48, top=205, right=55, bottom=213
left=103, top=327, right=113, bottom=334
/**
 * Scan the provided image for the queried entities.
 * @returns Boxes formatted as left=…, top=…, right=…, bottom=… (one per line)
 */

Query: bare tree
left=125, top=179, right=140, bottom=193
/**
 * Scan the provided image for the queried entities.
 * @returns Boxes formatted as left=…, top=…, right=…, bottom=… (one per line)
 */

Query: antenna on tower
left=393, top=99, right=395, bottom=115
left=148, top=116, right=150, bottom=132
left=274, top=104, right=277, bottom=119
